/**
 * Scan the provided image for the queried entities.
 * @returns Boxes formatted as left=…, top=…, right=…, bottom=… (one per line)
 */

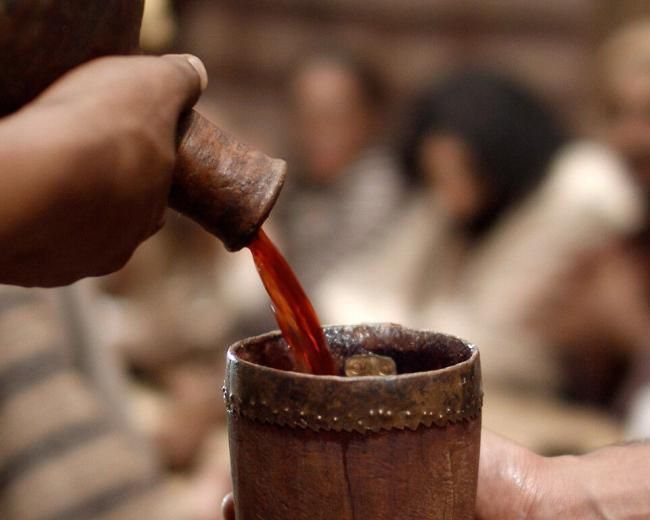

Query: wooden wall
left=172, top=0, right=643, bottom=153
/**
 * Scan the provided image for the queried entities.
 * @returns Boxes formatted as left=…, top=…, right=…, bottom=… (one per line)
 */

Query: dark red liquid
left=248, top=229, right=335, bottom=375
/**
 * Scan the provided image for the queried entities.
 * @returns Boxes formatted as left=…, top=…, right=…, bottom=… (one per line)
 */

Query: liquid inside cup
left=231, top=323, right=473, bottom=376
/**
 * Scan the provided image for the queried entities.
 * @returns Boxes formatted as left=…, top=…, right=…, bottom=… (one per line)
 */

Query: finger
left=221, top=493, right=235, bottom=520
left=34, top=54, right=206, bottom=113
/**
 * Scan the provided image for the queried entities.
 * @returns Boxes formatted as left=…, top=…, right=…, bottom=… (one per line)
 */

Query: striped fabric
left=0, top=286, right=175, bottom=520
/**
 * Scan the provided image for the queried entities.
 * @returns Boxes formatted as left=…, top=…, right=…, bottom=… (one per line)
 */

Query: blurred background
left=7, top=1, right=649, bottom=518
left=154, top=0, right=650, bottom=145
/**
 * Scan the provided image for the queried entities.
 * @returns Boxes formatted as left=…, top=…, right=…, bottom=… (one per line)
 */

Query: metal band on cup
left=224, top=325, right=482, bottom=434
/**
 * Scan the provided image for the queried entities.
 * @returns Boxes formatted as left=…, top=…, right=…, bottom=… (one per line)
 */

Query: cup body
left=225, top=324, right=482, bottom=520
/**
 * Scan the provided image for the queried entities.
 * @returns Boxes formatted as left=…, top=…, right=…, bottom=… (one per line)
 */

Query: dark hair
left=402, top=67, right=567, bottom=233
left=290, top=46, right=387, bottom=109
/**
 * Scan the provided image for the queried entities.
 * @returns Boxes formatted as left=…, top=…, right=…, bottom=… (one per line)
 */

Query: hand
left=0, top=54, right=207, bottom=287
left=477, top=430, right=650, bottom=519
left=476, top=430, right=548, bottom=519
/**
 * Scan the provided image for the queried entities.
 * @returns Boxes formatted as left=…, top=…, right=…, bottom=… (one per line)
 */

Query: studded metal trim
left=224, top=328, right=482, bottom=434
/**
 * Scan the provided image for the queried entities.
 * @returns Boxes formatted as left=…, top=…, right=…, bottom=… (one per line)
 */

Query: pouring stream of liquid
left=248, top=229, right=336, bottom=375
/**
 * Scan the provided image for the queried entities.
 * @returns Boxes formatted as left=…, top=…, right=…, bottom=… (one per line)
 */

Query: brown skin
left=0, top=54, right=205, bottom=287
left=290, top=59, right=377, bottom=183
left=222, top=430, right=650, bottom=519
left=478, top=430, right=650, bottom=519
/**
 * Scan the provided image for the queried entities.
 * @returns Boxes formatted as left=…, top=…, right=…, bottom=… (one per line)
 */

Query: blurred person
left=218, top=47, right=410, bottom=342
left=601, top=19, right=650, bottom=319
left=596, top=20, right=650, bottom=432
left=538, top=19, right=650, bottom=412
left=0, top=285, right=178, bottom=519
left=273, top=47, right=408, bottom=289
left=317, top=68, right=643, bottom=396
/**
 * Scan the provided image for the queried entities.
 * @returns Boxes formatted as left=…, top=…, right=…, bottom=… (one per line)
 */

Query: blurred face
left=607, top=72, right=650, bottom=188
left=291, top=61, right=374, bottom=183
left=419, top=134, right=487, bottom=222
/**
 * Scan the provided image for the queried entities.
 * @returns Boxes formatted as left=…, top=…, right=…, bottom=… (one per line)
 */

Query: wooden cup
left=224, top=323, right=482, bottom=519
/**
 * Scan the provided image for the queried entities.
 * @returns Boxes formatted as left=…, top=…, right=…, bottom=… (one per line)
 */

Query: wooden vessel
left=225, top=323, right=483, bottom=519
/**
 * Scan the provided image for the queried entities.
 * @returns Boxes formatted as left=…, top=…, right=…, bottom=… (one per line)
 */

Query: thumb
left=160, top=53, right=208, bottom=110
left=476, top=430, right=541, bottom=519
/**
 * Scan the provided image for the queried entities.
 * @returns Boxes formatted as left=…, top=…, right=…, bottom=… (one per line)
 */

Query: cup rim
left=225, top=323, right=482, bottom=433
left=227, top=323, right=478, bottom=382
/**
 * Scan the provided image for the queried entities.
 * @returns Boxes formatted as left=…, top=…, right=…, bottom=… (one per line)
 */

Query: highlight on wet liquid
left=248, top=229, right=336, bottom=375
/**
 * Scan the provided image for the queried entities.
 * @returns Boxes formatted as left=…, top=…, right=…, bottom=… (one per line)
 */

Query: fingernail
left=184, top=54, right=208, bottom=91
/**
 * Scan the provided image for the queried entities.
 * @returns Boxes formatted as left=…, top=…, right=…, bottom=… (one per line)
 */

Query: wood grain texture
left=229, top=414, right=480, bottom=519
left=226, top=325, right=482, bottom=519
left=171, top=110, right=286, bottom=251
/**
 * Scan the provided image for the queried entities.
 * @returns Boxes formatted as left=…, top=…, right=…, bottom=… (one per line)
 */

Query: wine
left=248, top=229, right=335, bottom=375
